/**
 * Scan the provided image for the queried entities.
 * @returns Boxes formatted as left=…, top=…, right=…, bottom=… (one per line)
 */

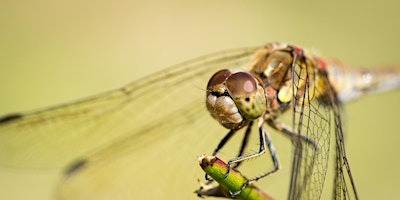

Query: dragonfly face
left=206, top=69, right=266, bottom=130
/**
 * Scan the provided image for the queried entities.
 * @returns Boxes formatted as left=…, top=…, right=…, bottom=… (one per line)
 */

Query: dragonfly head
left=206, top=69, right=266, bottom=130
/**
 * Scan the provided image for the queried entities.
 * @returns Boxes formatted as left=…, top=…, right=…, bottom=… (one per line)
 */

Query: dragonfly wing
left=54, top=47, right=263, bottom=200
left=287, top=54, right=333, bottom=200
left=0, top=46, right=259, bottom=170
left=332, top=93, right=359, bottom=199
left=56, top=94, right=220, bottom=199
left=287, top=52, right=359, bottom=199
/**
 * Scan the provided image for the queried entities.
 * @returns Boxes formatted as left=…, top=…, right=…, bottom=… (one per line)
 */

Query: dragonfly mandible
left=0, top=43, right=399, bottom=200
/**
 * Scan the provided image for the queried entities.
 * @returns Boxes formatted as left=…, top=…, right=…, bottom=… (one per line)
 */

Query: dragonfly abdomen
left=325, top=61, right=400, bottom=102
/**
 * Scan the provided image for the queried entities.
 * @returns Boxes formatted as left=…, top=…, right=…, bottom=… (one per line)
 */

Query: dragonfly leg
left=227, top=120, right=280, bottom=196
left=212, top=129, right=236, bottom=156
left=204, top=129, right=236, bottom=182
left=205, top=122, right=253, bottom=182
left=267, top=119, right=319, bottom=149
left=231, top=121, right=253, bottom=169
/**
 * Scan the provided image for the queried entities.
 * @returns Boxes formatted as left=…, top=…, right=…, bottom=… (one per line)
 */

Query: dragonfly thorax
left=206, top=69, right=266, bottom=130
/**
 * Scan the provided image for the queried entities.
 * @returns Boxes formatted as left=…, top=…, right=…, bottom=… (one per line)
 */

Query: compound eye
left=225, top=72, right=257, bottom=98
left=207, top=69, right=231, bottom=90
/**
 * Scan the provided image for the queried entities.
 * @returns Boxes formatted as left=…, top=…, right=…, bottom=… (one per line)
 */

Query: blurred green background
left=0, top=0, right=399, bottom=199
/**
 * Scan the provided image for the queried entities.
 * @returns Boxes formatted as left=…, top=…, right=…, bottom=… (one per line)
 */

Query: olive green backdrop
left=0, top=1, right=399, bottom=199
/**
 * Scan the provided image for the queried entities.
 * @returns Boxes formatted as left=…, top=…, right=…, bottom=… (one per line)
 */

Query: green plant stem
left=196, top=155, right=273, bottom=200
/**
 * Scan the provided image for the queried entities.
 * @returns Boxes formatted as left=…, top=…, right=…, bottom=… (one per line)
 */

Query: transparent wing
left=287, top=52, right=358, bottom=199
left=331, top=87, right=359, bottom=199
left=0, top=46, right=261, bottom=199
left=287, top=53, right=333, bottom=200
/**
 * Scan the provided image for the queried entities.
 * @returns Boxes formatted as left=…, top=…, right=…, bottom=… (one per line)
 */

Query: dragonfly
left=0, top=43, right=399, bottom=200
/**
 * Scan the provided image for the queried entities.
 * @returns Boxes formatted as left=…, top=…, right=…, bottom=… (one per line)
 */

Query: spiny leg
left=205, top=122, right=253, bottom=182
left=227, top=119, right=280, bottom=196
left=231, top=121, right=253, bottom=169
left=212, top=121, right=253, bottom=157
